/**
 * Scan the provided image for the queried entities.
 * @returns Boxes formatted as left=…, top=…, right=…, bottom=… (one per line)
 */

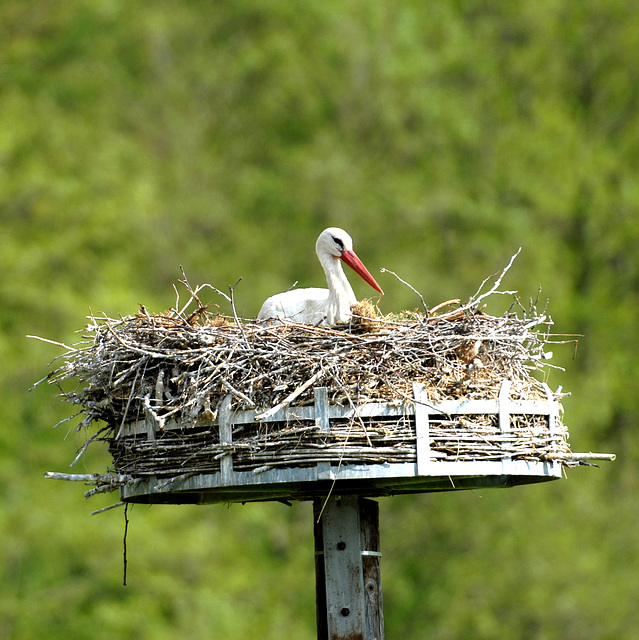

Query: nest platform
left=35, top=269, right=617, bottom=508
left=116, top=380, right=567, bottom=504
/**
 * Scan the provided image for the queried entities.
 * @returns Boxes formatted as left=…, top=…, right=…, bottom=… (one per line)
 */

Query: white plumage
left=257, top=228, right=384, bottom=325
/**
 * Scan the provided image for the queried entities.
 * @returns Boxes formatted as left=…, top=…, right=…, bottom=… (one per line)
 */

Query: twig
left=44, top=471, right=134, bottom=483
left=123, top=503, right=129, bottom=586
left=545, top=452, right=616, bottom=462
left=178, top=265, right=207, bottom=318
left=464, top=248, right=521, bottom=310
left=380, top=268, right=429, bottom=315
left=228, top=277, right=249, bottom=344
left=92, top=502, right=125, bottom=515
left=430, top=299, right=460, bottom=314
left=69, top=426, right=111, bottom=468
left=220, top=378, right=256, bottom=408
left=255, top=368, right=326, bottom=420
left=27, top=335, right=78, bottom=352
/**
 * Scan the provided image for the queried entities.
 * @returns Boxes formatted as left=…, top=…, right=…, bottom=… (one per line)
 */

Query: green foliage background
left=2, top=1, right=638, bottom=638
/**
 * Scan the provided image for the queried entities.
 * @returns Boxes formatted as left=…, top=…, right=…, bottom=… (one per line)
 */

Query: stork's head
left=316, top=228, right=384, bottom=295
left=316, top=227, right=354, bottom=258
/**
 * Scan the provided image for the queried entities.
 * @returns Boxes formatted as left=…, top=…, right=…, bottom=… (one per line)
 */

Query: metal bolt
left=337, top=541, right=346, bottom=550
left=341, top=608, right=350, bottom=617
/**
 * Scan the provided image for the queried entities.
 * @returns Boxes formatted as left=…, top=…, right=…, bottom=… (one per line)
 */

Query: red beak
left=340, top=250, right=384, bottom=295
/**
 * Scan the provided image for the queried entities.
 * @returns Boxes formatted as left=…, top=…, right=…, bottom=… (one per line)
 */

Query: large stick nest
left=55, top=302, right=557, bottom=430
left=36, top=257, right=578, bottom=485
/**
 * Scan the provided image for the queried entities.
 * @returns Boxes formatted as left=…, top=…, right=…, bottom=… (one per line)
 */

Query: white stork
left=257, top=227, right=384, bottom=325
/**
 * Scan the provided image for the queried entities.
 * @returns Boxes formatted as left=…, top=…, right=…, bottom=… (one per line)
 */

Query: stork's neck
left=319, top=253, right=356, bottom=323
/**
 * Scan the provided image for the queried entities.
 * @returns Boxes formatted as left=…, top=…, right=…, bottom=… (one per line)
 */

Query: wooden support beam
left=314, top=496, right=383, bottom=640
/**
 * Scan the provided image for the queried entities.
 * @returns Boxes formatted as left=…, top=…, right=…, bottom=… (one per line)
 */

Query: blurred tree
left=1, top=0, right=637, bottom=638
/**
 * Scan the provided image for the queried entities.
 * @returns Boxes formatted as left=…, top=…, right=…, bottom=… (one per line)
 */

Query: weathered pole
left=314, top=495, right=383, bottom=640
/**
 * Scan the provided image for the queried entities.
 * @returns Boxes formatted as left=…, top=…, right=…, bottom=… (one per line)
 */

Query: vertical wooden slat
left=498, top=379, right=512, bottom=434
left=413, top=382, right=431, bottom=475
left=218, top=394, right=233, bottom=484
left=543, top=383, right=561, bottom=460
left=498, top=379, right=512, bottom=460
left=315, top=387, right=331, bottom=478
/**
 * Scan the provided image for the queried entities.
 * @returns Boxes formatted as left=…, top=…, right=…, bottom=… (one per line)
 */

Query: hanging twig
left=123, top=503, right=130, bottom=586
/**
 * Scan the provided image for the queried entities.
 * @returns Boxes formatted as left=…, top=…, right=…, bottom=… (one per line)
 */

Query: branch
left=91, top=502, right=125, bottom=516
left=379, top=268, right=429, bottom=315
left=69, top=426, right=112, bottom=467
left=179, top=266, right=216, bottom=323
left=27, top=335, right=78, bottom=352
left=468, top=247, right=521, bottom=306
left=437, top=248, right=522, bottom=319
left=255, top=368, right=326, bottom=421
left=44, top=471, right=133, bottom=483
left=228, top=277, right=249, bottom=343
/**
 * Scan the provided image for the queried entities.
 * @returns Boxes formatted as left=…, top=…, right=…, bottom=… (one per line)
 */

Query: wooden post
left=314, top=496, right=384, bottom=640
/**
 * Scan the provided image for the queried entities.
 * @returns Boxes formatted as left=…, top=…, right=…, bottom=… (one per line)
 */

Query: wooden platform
left=119, top=381, right=566, bottom=504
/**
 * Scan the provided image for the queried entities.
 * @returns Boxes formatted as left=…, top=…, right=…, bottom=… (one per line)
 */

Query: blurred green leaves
left=1, top=1, right=638, bottom=638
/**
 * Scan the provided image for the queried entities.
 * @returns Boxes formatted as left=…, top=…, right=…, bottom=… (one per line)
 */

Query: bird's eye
left=331, top=236, right=345, bottom=250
